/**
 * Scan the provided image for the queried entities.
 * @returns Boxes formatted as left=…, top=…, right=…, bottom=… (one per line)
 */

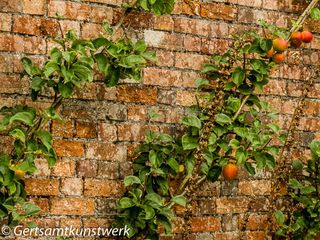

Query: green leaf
left=232, top=67, right=245, bottom=85
left=95, top=53, right=109, bottom=75
left=43, top=61, right=60, bottom=77
left=10, top=111, right=36, bottom=126
left=58, top=82, right=74, bottom=98
left=118, top=197, right=135, bottom=209
left=208, top=133, right=217, bottom=145
left=143, top=205, right=155, bottom=220
left=171, top=195, right=187, bottom=207
left=244, top=162, right=255, bottom=175
left=274, top=210, right=285, bottom=225
left=182, top=115, right=202, bottom=129
left=9, top=128, right=26, bottom=143
left=260, top=38, right=273, bottom=52
left=23, top=202, right=41, bottom=215
left=134, top=40, right=148, bottom=52
left=288, top=178, right=303, bottom=189
left=207, top=165, right=222, bottom=182
left=43, top=108, right=62, bottom=121
left=292, top=160, right=303, bottom=170
left=301, top=186, right=316, bottom=194
left=124, top=176, right=141, bottom=187
left=141, top=51, right=157, bottom=62
left=236, top=148, right=248, bottom=164
left=149, top=150, right=159, bottom=168
left=182, top=134, right=198, bottom=150
left=215, top=113, right=232, bottom=125
left=195, top=78, right=209, bottom=89
left=123, top=55, right=146, bottom=68
left=31, top=77, right=46, bottom=92
left=105, top=66, right=120, bottom=87
left=310, top=140, right=320, bottom=157
left=34, top=130, right=53, bottom=151
left=185, top=155, right=195, bottom=176
left=21, top=57, right=34, bottom=76
left=145, top=193, right=162, bottom=204
left=167, top=157, right=179, bottom=173
left=201, top=64, right=218, bottom=73
left=267, top=123, right=280, bottom=133
left=229, top=139, right=240, bottom=149
left=311, top=7, right=320, bottom=20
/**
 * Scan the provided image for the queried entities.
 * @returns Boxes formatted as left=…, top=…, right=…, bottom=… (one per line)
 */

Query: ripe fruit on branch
left=273, top=38, right=288, bottom=52
left=223, top=163, right=238, bottom=181
left=14, top=169, right=26, bottom=180
left=301, top=31, right=313, bottom=43
left=273, top=53, right=285, bottom=63
left=290, top=32, right=302, bottom=48
left=266, top=47, right=274, bottom=58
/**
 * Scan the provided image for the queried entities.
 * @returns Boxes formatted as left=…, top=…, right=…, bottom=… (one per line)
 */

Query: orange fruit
left=223, top=163, right=238, bottom=181
left=272, top=38, right=288, bottom=52
left=14, top=169, right=26, bottom=180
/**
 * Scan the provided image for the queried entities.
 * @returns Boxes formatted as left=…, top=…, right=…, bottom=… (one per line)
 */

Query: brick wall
left=1, top=0, right=320, bottom=239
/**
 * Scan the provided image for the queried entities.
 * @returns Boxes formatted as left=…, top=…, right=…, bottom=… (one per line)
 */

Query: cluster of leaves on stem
left=0, top=22, right=155, bottom=225
left=125, top=0, right=175, bottom=15
left=275, top=140, right=320, bottom=240
left=114, top=30, right=285, bottom=239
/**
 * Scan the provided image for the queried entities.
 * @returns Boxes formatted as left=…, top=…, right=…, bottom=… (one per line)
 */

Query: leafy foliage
left=0, top=17, right=156, bottom=225
left=134, top=0, right=175, bottom=15
left=115, top=30, right=284, bottom=239
left=275, top=140, right=320, bottom=240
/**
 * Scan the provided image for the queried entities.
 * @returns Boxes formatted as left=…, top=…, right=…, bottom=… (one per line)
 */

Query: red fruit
left=301, top=31, right=313, bottom=43
left=273, top=38, right=288, bottom=52
left=290, top=32, right=302, bottom=48
left=223, top=163, right=238, bottom=181
left=273, top=53, right=285, bottom=63
left=266, top=47, right=274, bottom=58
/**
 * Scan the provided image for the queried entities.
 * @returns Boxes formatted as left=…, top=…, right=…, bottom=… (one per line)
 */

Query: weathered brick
left=97, top=161, right=119, bottom=179
left=99, top=123, right=118, bottom=141
left=117, top=85, right=157, bottom=104
left=23, top=0, right=46, bottom=15
left=61, top=178, right=83, bottom=195
left=128, top=106, right=147, bottom=122
left=246, top=214, right=268, bottom=230
left=0, top=33, right=14, bottom=51
left=77, top=160, right=97, bottom=177
left=245, top=231, right=266, bottom=240
left=48, top=0, right=113, bottom=23
left=84, top=179, right=124, bottom=197
left=51, top=198, right=95, bottom=215
left=0, top=0, right=23, bottom=12
left=76, top=121, right=97, bottom=138
left=144, top=30, right=184, bottom=51
left=155, top=50, right=175, bottom=67
left=144, top=68, right=182, bottom=87
left=0, top=13, right=12, bottom=31
left=216, top=198, right=250, bottom=214
left=200, top=3, right=237, bottom=21
left=81, top=22, right=103, bottom=39
left=60, top=218, right=82, bottom=228
left=214, top=232, right=240, bottom=240
left=174, top=18, right=210, bottom=37
left=34, top=158, right=50, bottom=176
left=86, top=142, right=126, bottom=161
left=175, top=52, right=206, bottom=70
left=25, top=179, right=60, bottom=196
left=53, top=140, right=84, bottom=157
left=176, top=90, right=197, bottom=106
left=52, top=120, right=73, bottom=138
left=51, top=159, right=75, bottom=177
left=13, top=15, right=59, bottom=36
left=83, top=0, right=122, bottom=5
left=29, top=198, right=49, bottom=214
left=239, top=180, right=272, bottom=196
left=189, top=216, right=221, bottom=232
left=153, top=15, right=174, bottom=31
left=117, top=124, right=158, bottom=142
left=0, top=74, right=28, bottom=94
left=12, top=35, right=47, bottom=54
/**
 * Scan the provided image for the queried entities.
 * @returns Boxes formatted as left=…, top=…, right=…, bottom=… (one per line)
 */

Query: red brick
left=122, top=12, right=153, bottom=29
left=83, top=0, right=122, bottom=5
left=86, top=142, right=126, bottom=161
left=143, top=68, right=182, bottom=87
left=0, top=33, right=14, bottom=51
left=216, top=198, right=250, bottom=214
left=34, top=158, right=50, bottom=176
left=23, top=0, right=46, bottom=15
left=84, top=179, right=124, bottom=197
left=0, top=0, right=23, bottom=12
left=12, top=35, right=46, bottom=54
left=50, top=198, right=95, bottom=215
left=53, top=140, right=84, bottom=157
left=246, top=214, right=268, bottom=230
left=175, top=52, right=206, bottom=70
left=13, top=16, right=59, bottom=36
left=176, top=90, right=197, bottom=106
left=51, top=160, right=75, bottom=177
left=117, top=124, right=158, bottom=142
left=153, top=15, right=174, bottom=31
left=144, top=30, right=184, bottom=51
left=25, top=179, right=60, bottom=196
left=239, top=180, right=271, bottom=196
left=214, top=232, right=240, bottom=240
left=174, top=18, right=210, bottom=37
left=61, top=178, right=83, bottom=195
left=127, top=106, right=147, bottom=122
left=48, top=0, right=113, bottom=23
left=200, top=3, right=237, bottom=21
left=52, top=120, right=73, bottom=138
left=155, top=50, right=175, bottom=67
left=29, top=198, right=50, bottom=214
left=60, top=218, right=82, bottom=228
left=245, top=231, right=266, bottom=240
left=81, top=22, right=103, bottom=39
left=117, top=85, right=157, bottom=104
left=0, top=13, right=12, bottom=31
left=264, top=80, right=286, bottom=96
left=189, top=216, right=221, bottom=232
left=0, top=74, right=28, bottom=94
left=83, top=218, right=112, bottom=228
left=76, top=121, right=97, bottom=138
